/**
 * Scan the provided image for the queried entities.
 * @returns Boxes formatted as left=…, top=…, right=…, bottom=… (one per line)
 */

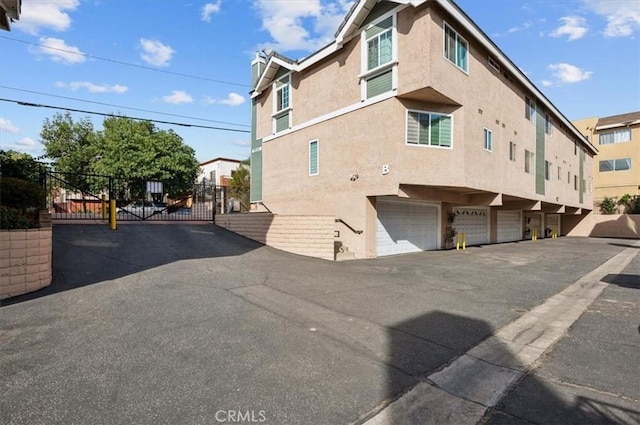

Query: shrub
left=619, top=194, right=640, bottom=214
left=0, top=177, right=45, bottom=210
left=599, top=196, right=619, bottom=215
left=0, top=206, right=38, bottom=229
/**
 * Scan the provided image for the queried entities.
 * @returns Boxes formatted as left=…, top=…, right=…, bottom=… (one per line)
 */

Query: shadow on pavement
left=1, top=223, right=261, bottom=306
left=383, top=311, right=640, bottom=424
left=601, top=273, right=640, bottom=289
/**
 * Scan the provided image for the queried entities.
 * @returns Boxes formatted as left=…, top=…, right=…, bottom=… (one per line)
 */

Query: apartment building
left=573, top=112, right=640, bottom=207
left=249, top=0, right=596, bottom=259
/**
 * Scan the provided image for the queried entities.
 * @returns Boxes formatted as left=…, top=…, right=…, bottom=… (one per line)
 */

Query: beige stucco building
left=248, top=0, right=597, bottom=259
left=573, top=112, right=640, bottom=207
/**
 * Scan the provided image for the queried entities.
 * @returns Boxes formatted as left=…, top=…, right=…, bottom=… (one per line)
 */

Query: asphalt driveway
left=1, top=223, right=638, bottom=424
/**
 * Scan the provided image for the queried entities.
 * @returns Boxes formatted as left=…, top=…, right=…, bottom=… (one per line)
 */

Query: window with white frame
left=362, top=15, right=395, bottom=99
left=599, top=158, right=631, bottom=172
left=484, top=128, right=493, bottom=152
left=309, top=140, right=319, bottom=176
left=525, top=150, right=534, bottom=173
left=509, top=141, right=516, bottom=161
left=444, top=23, right=468, bottom=72
left=406, top=111, right=452, bottom=147
left=525, top=97, right=535, bottom=123
left=366, top=17, right=393, bottom=71
left=599, top=129, right=631, bottom=145
left=275, top=75, right=290, bottom=113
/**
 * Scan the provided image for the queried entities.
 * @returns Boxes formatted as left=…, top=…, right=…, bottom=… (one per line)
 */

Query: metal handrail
left=335, top=218, right=363, bottom=234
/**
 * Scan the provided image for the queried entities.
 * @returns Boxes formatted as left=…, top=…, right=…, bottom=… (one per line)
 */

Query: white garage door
left=452, top=208, right=488, bottom=246
left=376, top=199, right=438, bottom=256
left=497, top=211, right=522, bottom=243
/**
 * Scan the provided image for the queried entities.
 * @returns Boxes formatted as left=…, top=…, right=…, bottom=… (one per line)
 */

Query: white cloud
left=0, top=118, right=19, bottom=134
left=253, top=0, right=354, bottom=53
left=584, top=0, right=640, bottom=37
left=30, top=37, right=86, bottom=64
left=162, top=90, right=193, bottom=104
left=139, top=39, right=175, bottom=67
left=550, top=16, right=588, bottom=41
left=202, top=1, right=222, bottom=22
left=1, top=137, right=42, bottom=154
left=203, top=93, right=246, bottom=106
left=16, top=0, right=79, bottom=35
left=55, top=81, right=128, bottom=94
left=233, top=140, right=251, bottom=147
left=548, top=63, right=593, bottom=84
left=541, top=80, right=554, bottom=87
left=508, top=21, right=532, bottom=34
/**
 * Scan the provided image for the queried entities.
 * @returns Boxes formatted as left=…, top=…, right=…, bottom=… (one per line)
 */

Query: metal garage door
left=376, top=199, right=438, bottom=256
left=497, top=211, right=522, bottom=243
left=452, top=208, right=488, bottom=246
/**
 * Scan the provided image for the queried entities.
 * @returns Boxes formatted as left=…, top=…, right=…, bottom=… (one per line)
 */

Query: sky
left=1, top=0, right=639, bottom=163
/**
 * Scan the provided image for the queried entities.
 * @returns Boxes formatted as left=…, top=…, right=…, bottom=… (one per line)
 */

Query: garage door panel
left=452, top=208, right=488, bottom=246
left=497, top=211, right=522, bottom=243
left=377, top=200, right=438, bottom=256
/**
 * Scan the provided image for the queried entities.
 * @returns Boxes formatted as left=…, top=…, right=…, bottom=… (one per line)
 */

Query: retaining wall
left=1, top=223, right=52, bottom=300
left=215, top=213, right=335, bottom=260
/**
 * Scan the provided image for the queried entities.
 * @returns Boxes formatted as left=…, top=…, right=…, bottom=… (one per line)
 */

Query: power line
left=0, top=97, right=251, bottom=133
left=0, top=35, right=251, bottom=88
left=0, top=85, right=251, bottom=128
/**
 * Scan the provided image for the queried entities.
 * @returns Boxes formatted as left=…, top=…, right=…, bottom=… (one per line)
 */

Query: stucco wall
left=215, top=213, right=336, bottom=260
left=0, top=227, right=52, bottom=300
left=566, top=213, right=639, bottom=239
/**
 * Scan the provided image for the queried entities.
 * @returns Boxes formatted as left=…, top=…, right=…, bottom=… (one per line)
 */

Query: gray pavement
left=1, top=223, right=638, bottom=424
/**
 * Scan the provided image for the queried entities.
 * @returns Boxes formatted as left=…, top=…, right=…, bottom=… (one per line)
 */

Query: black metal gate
left=43, top=171, right=223, bottom=222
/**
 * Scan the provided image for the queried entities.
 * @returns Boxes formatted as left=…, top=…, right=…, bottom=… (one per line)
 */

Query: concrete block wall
left=0, top=227, right=52, bottom=300
left=215, top=213, right=335, bottom=260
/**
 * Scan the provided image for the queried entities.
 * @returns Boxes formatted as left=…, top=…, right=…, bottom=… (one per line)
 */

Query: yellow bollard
left=456, top=233, right=460, bottom=250
left=110, top=199, right=117, bottom=230
left=101, top=194, right=107, bottom=220
left=532, top=228, right=536, bottom=241
left=462, top=232, right=466, bottom=250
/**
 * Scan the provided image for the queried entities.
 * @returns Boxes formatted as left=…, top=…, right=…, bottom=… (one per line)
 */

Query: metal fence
left=43, top=171, right=224, bottom=222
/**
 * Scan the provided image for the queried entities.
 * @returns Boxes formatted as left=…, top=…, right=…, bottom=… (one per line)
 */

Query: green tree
left=38, top=114, right=200, bottom=202
left=0, top=150, right=44, bottom=182
left=93, top=117, right=199, bottom=198
left=40, top=112, right=97, bottom=177
left=229, top=158, right=250, bottom=209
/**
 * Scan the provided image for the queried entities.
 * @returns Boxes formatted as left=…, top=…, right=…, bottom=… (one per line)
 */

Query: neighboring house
left=198, top=157, right=242, bottom=187
left=573, top=112, right=640, bottom=207
left=0, top=0, right=20, bottom=31
left=249, top=0, right=597, bottom=259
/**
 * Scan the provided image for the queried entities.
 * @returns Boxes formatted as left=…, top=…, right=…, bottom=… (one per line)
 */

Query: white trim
left=358, top=60, right=398, bottom=80
left=360, top=11, right=398, bottom=101
left=595, top=120, right=640, bottom=131
left=308, top=139, right=319, bottom=176
left=262, top=91, right=395, bottom=143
